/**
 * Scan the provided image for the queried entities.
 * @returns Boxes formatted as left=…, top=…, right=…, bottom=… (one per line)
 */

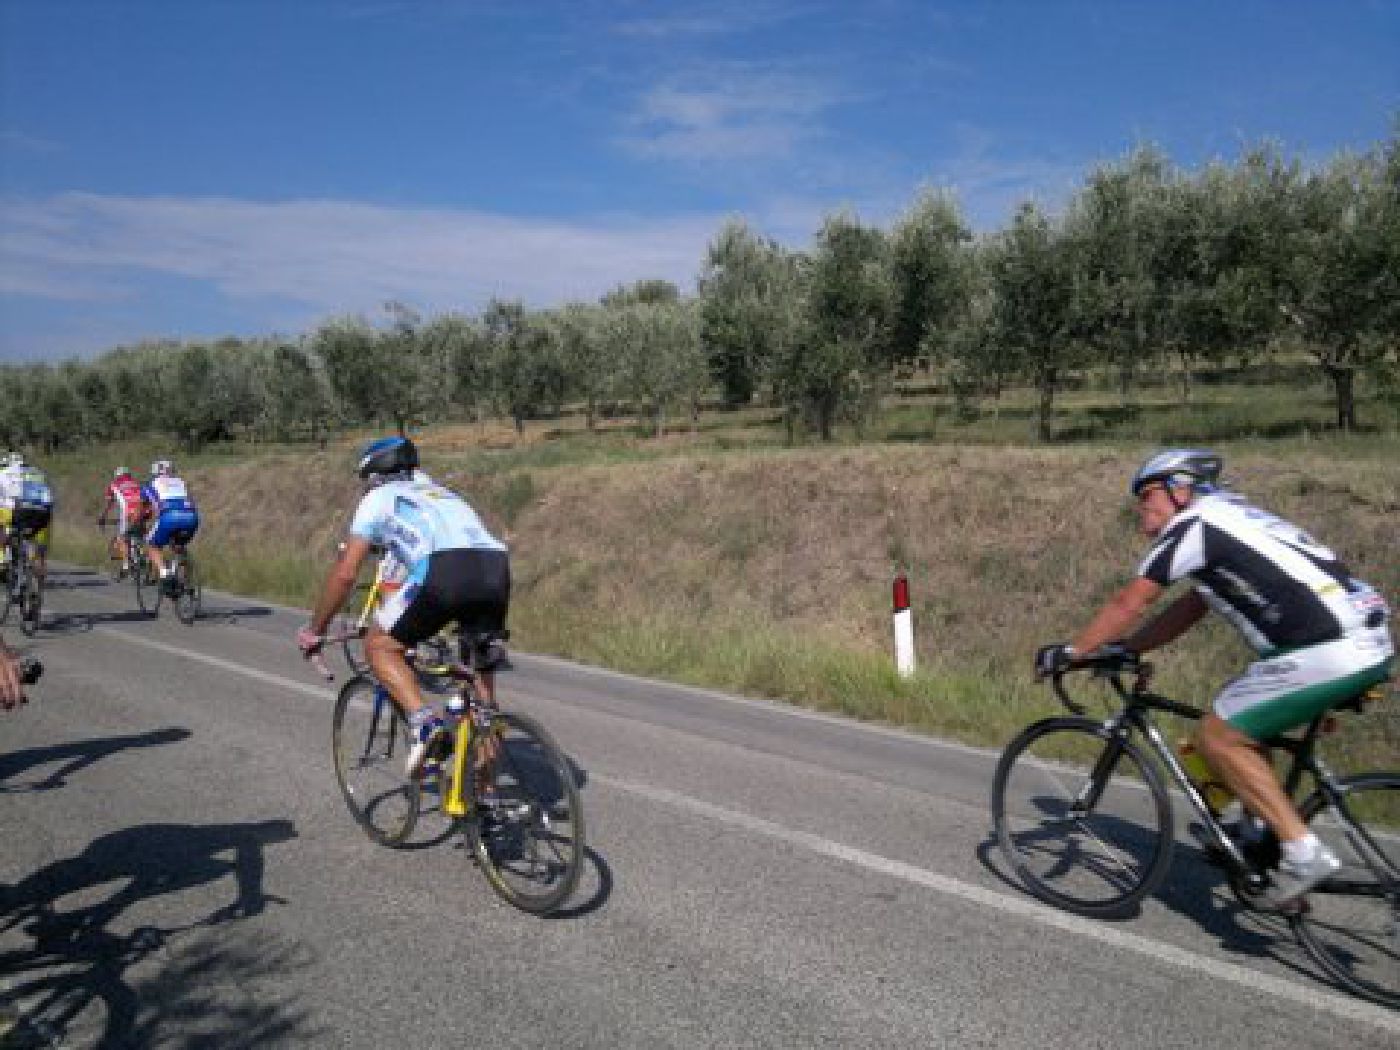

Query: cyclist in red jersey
left=98, top=467, right=148, bottom=577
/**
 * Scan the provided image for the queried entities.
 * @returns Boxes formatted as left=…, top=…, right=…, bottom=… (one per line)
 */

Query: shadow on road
left=0, top=727, right=191, bottom=794
left=975, top=823, right=1321, bottom=986
left=0, top=818, right=315, bottom=1047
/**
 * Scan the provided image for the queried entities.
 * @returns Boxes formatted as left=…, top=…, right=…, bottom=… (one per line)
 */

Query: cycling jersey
left=143, top=476, right=199, bottom=548
left=0, top=467, right=52, bottom=512
left=107, top=476, right=146, bottom=534
left=349, top=475, right=506, bottom=589
left=1138, top=493, right=1384, bottom=654
left=0, top=467, right=54, bottom=548
left=143, top=476, right=196, bottom=513
left=1139, top=492, right=1393, bottom=739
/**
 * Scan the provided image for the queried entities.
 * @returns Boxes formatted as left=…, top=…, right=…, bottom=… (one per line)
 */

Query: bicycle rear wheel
left=174, top=554, right=201, bottom=625
left=18, top=561, right=41, bottom=636
left=1292, top=773, right=1400, bottom=1008
left=133, top=546, right=156, bottom=615
left=332, top=676, right=421, bottom=846
left=993, top=716, right=1175, bottom=918
left=467, top=710, right=584, bottom=915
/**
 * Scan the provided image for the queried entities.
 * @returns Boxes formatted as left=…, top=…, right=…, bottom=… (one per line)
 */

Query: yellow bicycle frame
left=354, top=553, right=487, bottom=819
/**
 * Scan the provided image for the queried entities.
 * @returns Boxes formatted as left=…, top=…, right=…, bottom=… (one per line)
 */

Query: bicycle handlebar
left=302, top=621, right=364, bottom=682
left=1047, top=646, right=1149, bottom=715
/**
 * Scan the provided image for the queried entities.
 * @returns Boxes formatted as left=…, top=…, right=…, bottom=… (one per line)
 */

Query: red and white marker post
left=893, top=573, right=915, bottom=678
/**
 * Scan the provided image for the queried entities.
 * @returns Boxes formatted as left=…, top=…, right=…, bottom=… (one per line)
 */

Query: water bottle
left=1177, top=739, right=1235, bottom=814
left=445, top=689, right=465, bottom=721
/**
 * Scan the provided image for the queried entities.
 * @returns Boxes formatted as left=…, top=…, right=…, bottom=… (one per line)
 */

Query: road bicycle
left=991, top=647, right=1399, bottom=1007
left=1, top=528, right=45, bottom=636
left=102, top=524, right=158, bottom=613
left=146, top=536, right=201, bottom=625
left=312, top=629, right=585, bottom=916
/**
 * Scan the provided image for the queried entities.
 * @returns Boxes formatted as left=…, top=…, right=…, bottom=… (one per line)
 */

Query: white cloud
left=0, top=192, right=723, bottom=314
left=620, top=68, right=840, bottom=163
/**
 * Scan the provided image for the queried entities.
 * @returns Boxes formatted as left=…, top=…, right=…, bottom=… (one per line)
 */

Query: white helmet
left=3, top=451, right=24, bottom=469
left=150, top=459, right=174, bottom=477
left=1130, top=448, right=1223, bottom=497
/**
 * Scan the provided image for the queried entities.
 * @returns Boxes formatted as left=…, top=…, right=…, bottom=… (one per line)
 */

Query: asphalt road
left=1, top=565, right=1395, bottom=1048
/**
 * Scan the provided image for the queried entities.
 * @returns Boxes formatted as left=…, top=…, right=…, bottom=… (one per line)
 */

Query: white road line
left=96, top=622, right=1399, bottom=1033
left=598, top=774, right=1399, bottom=1033
left=96, top=625, right=336, bottom=701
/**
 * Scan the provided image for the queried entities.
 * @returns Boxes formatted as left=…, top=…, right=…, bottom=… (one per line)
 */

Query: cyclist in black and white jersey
left=1036, top=449, right=1394, bottom=903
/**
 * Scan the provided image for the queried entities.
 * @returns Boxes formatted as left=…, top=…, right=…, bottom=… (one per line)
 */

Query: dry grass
left=44, top=408, right=1399, bottom=773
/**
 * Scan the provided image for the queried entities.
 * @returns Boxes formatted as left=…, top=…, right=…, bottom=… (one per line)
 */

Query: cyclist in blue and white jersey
left=142, top=460, right=200, bottom=595
left=0, top=452, right=56, bottom=587
left=1036, top=449, right=1394, bottom=905
left=298, top=437, right=511, bottom=777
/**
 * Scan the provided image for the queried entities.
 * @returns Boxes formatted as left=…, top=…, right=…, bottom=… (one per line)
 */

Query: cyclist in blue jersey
left=298, top=437, right=511, bottom=777
left=142, top=460, right=201, bottom=596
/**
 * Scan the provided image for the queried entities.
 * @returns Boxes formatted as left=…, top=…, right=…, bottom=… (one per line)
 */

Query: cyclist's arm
left=0, top=636, right=22, bottom=710
left=1120, top=588, right=1209, bottom=654
left=308, top=535, right=374, bottom=635
left=1069, top=576, right=1164, bottom=657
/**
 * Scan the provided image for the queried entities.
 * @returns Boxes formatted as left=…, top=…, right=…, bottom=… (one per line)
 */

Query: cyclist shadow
left=191, top=603, right=276, bottom=625
left=43, top=569, right=106, bottom=591
left=0, top=818, right=315, bottom=1047
left=0, top=727, right=191, bottom=794
left=977, top=806, right=1320, bottom=984
left=41, top=609, right=157, bottom=634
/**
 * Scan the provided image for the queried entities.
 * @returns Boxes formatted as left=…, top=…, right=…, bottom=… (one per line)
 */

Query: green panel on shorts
left=1229, top=659, right=1394, bottom=741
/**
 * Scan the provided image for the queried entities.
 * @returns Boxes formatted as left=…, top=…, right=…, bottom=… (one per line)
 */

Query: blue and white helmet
left=1130, top=448, right=1223, bottom=497
left=356, top=436, right=418, bottom=480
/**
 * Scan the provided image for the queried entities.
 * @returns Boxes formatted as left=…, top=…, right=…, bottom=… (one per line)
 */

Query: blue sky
left=1, top=0, right=1396, bottom=362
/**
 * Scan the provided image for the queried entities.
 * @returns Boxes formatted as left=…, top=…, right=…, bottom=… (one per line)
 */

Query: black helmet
left=356, top=436, right=418, bottom=480
left=1130, top=448, right=1223, bottom=497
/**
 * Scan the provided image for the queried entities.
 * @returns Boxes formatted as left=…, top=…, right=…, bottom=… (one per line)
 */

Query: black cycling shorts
left=387, top=549, right=511, bottom=660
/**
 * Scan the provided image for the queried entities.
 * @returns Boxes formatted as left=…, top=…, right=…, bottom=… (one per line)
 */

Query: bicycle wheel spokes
left=1294, top=776, right=1400, bottom=1008
left=469, top=711, right=584, bottom=915
left=332, top=677, right=420, bottom=847
left=993, top=718, right=1174, bottom=917
left=174, top=556, right=200, bottom=625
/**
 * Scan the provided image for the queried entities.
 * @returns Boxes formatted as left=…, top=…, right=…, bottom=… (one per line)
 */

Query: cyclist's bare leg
left=477, top=669, right=496, bottom=706
left=365, top=624, right=427, bottom=717
left=148, top=544, right=167, bottom=577
left=1196, top=714, right=1307, bottom=841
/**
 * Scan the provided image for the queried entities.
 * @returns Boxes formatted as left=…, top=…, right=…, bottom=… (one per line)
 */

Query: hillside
left=46, top=425, right=1399, bottom=769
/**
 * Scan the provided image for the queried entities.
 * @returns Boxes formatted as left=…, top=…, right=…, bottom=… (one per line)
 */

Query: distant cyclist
left=98, top=466, right=149, bottom=577
left=297, top=437, right=511, bottom=777
left=0, top=452, right=55, bottom=588
left=142, top=460, right=200, bottom=596
left=1036, top=449, right=1394, bottom=904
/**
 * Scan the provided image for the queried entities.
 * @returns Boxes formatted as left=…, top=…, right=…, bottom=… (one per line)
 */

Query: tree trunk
left=1035, top=369, right=1057, bottom=443
left=1326, top=364, right=1357, bottom=431
left=1176, top=349, right=1193, bottom=403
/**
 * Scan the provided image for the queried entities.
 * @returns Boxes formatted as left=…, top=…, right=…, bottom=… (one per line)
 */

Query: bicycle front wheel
left=992, top=716, right=1174, bottom=918
left=174, top=555, right=201, bottom=625
left=467, top=711, right=585, bottom=915
left=332, top=676, right=421, bottom=847
left=1292, top=773, right=1400, bottom=1008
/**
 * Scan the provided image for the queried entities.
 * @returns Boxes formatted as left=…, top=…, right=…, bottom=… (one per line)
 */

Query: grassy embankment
left=45, top=374, right=1399, bottom=775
